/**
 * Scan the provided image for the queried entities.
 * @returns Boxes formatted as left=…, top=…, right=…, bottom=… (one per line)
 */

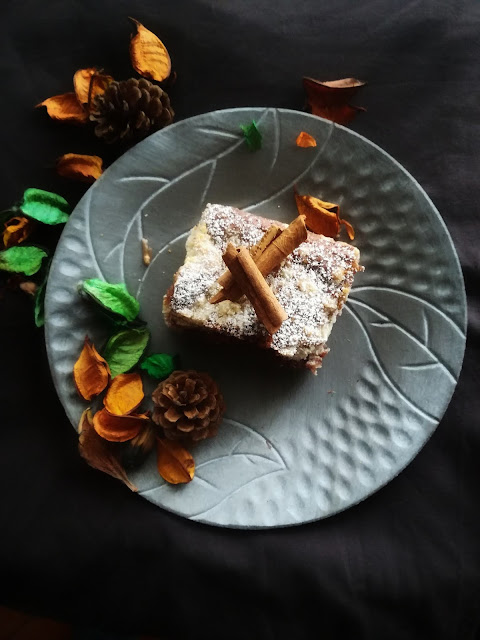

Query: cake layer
left=163, top=204, right=362, bottom=372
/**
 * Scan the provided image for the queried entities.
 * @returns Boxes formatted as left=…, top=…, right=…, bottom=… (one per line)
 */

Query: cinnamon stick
left=222, top=244, right=287, bottom=335
left=210, top=225, right=282, bottom=303
left=212, top=215, right=307, bottom=304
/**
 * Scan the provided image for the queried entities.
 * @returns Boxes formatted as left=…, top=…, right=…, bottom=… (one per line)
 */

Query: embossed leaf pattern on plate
left=130, top=418, right=287, bottom=520
left=348, top=286, right=465, bottom=420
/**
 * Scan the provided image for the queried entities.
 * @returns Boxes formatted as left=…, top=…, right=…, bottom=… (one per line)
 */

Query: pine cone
left=152, top=371, right=225, bottom=442
left=90, top=78, right=174, bottom=144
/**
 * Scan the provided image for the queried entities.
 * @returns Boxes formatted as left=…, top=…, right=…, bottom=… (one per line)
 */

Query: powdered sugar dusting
left=167, top=204, right=362, bottom=363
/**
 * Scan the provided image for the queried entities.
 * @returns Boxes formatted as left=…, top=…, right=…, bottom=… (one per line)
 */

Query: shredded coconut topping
left=167, top=203, right=361, bottom=362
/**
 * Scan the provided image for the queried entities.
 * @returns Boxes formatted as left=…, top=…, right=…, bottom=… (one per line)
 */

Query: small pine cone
left=152, top=371, right=225, bottom=442
left=90, top=77, right=174, bottom=144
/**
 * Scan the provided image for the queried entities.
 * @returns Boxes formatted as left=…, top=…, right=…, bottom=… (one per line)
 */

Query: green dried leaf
left=140, top=353, right=175, bottom=380
left=81, top=279, right=140, bottom=323
left=240, top=120, right=262, bottom=151
left=20, top=188, right=70, bottom=225
left=0, top=246, right=48, bottom=276
left=34, top=277, right=47, bottom=327
left=103, top=327, right=150, bottom=378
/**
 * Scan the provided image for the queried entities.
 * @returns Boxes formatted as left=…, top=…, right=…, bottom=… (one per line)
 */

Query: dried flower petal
left=296, top=131, right=317, bottom=147
left=56, top=153, right=103, bottom=183
left=303, top=76, right=366, bottom=125
left=36, top=92, right=88, bottom=124
left=93, top=408, right=149, bottom=442
left=73, top=337, right=110, bottom=401
left=156, top=438, right=195, bottom=484
left=129, top=17, right=172, bottom=82
left=73, top=68, right=99, bottom=104
left=19, top=281, right=38, bottom=296
left=122, top=423, right=157, bottom=469
left=2, top=216, right=34, bottom=248
left=87, top=73, right=114, bottom=114
left=78, top=408, right=137, bottom=491
left=294, top=190, right=355, bottom=240
left=103, top=372, right=144, bottom=416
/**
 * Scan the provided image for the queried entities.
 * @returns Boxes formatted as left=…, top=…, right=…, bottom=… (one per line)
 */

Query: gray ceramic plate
left=45, top=108, right=466, bottom=528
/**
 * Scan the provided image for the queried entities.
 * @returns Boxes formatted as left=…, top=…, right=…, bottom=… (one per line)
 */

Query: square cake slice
left=163, top=203, right=362, bottom=372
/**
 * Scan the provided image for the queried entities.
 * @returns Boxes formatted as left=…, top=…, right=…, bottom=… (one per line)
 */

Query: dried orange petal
left=87, top=73, right=114, bottom=114
left=303, top=77, right=366, bottom=125
left=156, top=438, right=195, bottom=484
left=103, top=372, right=144, bottom=416
left=296, top=131, right=317, bottom=148
left=3, top=216, right=34, bottom=248
left=73, top=337, right=110, bottom=401
left=73, top=68, right=98, bottom=104
left=56, top=153, right=103, bottom=183
left=129, top=17, right=171, bottom=82
left=93, top=408, right=149, bottom=442
left=36, top=93, right=88, bottom=124
left=78, top=408, right=137, bottom=491
left=294, top=192, right=340, bottom=237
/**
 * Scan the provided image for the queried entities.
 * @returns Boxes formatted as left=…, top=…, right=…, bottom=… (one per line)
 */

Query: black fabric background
left=1, top=1, right=479, bottom=638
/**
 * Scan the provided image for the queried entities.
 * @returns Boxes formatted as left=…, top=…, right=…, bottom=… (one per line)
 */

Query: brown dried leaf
left=129, top=17, right=171, bottom=82
left=73, top=337, right=111, bottom=401
left=87, top=73, right=114, bottom=113
left=93, top=408, right=149, bottom=442
left=294, top=190, right=355, bottom=240
left=78, top=408, right=138, bottom=491
left=56, top=153, right=103, bottom=183
left=157, top=438, right=195, bottom=484
left=296, top=131, right=317, bottom=148
left=19, top=281, right=38, bottom=296
left=103, top=372, right=144, bottom=416
left=303, top=76, right=366, bottom=125
left=73, top=67, right=98, bottom=104
left=36, top=92, right=88, bottom=124
left=3, top=216, right=35, bottom=249
left=141, top=238, right=152, bottom=266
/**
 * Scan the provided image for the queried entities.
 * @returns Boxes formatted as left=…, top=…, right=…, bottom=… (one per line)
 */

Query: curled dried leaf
left=122, top=422, right=157, bottom=469
left=129, top=17, right=171, bottom=82
left=156, top=438, right=195, bottom=484
left=103, top=372, right=144, bottom=416
left=73, top=337, right=111, bottom=401
left=303, top=76, right=366, bottom=125
left=2, top=216, right=34, bottom=249
left=141, top=238, right=152, bottom=266
left=36, top=92, right=88, bottom=124
left=87, top=73, right=114, bottom=114
left=73, top=67, right=99, bottom=104
left=296, top=131, right=317, bottom=148
left=78, top=408, right=137, bottom=491
left=93, top=408, right=149, bottom=442
left=294, top=190, right=355, bottom=240
left=56, top=153, right=103, bottom=183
